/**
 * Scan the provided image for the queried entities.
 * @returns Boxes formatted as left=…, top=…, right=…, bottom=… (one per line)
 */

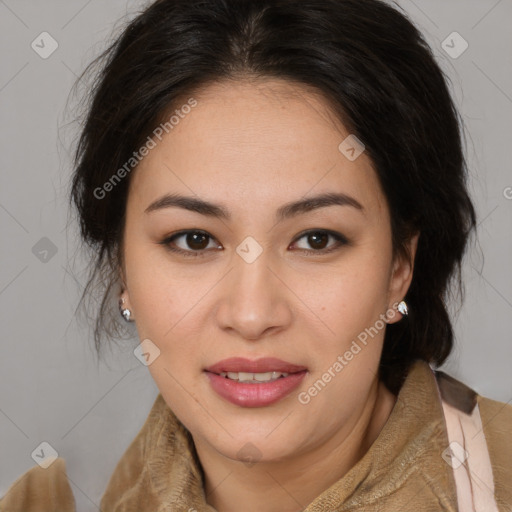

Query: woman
left=1, top=0, right=510, bottom=510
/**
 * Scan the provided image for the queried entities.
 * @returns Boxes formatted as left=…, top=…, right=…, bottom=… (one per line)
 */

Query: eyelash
left=159, top=229, right=348, bottom=258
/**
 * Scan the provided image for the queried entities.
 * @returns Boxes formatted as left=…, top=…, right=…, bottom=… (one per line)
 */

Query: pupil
left=188, top=232, right=208, bottom=250
left=309, top=233, right=327, bottom=249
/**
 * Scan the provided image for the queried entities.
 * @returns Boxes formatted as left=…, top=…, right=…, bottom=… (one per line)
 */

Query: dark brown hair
left=69, top=0, right=477, bottom=393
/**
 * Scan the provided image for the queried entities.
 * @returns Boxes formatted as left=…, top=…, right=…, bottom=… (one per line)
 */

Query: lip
left=205, top=370, right=307, bottom=407
left=204, top=357, right=308, bottom=408
left=204, top=357, right=307, bottom=374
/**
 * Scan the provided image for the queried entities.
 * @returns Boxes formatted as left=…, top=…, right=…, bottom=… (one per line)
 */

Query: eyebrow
left=144, top=192, right=365, bottom=221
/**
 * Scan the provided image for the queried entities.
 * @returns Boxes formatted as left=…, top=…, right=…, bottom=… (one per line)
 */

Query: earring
left=119, top=297, right=133, bottom=322
left=397, top=300, right=408, bottom=316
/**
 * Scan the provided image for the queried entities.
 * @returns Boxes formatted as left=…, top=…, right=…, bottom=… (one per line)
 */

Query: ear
left=386, top=231, right=420, bottom=324
left=118, top=266, right=133, bottom=310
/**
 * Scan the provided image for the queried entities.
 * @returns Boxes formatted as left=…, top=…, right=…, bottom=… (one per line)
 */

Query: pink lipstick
left=204, top=357, right=307, bottom=408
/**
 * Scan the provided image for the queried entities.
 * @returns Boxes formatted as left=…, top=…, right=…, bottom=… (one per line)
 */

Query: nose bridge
left=232, top=237, right=276, bottom=306
left=216, top=236, right=290, bottom=339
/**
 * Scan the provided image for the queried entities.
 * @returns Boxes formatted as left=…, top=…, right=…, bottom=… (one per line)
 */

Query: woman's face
left=121, top=79, right=418, bottom=464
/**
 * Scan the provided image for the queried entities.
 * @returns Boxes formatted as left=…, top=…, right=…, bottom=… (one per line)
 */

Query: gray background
left=0, top=0, right=511, bottom=509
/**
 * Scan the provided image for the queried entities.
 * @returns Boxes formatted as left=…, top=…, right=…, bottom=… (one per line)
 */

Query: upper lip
left=205, top=357, right=307, bottom=374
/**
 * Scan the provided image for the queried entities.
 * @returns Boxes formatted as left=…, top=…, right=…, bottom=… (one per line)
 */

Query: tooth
left=237, top=372, right=254, bottom=382
left=254, top=372, right=274, bottom=382
left=221, top=371, right=292, bottom=382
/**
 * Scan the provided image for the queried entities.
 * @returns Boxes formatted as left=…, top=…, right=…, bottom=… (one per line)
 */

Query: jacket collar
left=303, top=359, right=459, bottom=510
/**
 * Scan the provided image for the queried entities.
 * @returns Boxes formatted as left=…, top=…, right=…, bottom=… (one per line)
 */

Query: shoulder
left=477, top=394, right=512, bottom=508
left=0, top=457, right=75, bottom=511
left=434, top=368, right=512, bottom=507
left=477, top=393, right=512, bottom=436
left=434, top=367, right=512, bottom=438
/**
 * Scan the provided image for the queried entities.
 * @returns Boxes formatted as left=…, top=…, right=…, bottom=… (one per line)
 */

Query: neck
left=194, top=379, right=397, bottom=512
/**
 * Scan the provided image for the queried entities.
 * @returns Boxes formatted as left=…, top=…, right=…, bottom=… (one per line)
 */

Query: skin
left=120, top=78, right=419, bottom=512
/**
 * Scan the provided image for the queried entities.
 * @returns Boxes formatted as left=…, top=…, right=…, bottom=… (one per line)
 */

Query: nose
left=215, top=247, right=293, bottom=341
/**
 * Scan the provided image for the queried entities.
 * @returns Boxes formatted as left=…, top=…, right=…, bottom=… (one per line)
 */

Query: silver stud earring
left=119, top=297, right=133, bottom=322
left=397, top=300, right=408, bottom=316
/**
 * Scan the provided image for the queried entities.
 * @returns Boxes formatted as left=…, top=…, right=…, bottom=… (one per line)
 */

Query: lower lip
left=205, top=371, right=307, bottom=407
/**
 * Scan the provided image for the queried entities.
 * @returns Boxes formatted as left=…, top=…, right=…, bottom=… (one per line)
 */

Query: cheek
left=297, top=257, right=390, bottom=345
left=131, top=281, right=203, bottom=359
left=124, top=238, right=201, bottom=336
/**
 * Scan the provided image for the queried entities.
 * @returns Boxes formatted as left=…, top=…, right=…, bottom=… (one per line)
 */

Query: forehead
left=128, top=78, right=387, bottom=218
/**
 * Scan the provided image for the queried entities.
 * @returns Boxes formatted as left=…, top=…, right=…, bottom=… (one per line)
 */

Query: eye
left=160, top=230, right=221, bottom=258
left=290, top=229, right=348, bottom=255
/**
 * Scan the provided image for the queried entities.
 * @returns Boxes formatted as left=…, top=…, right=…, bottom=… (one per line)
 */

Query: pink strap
left=441, top=399, right=500, bottom=512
